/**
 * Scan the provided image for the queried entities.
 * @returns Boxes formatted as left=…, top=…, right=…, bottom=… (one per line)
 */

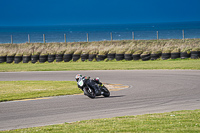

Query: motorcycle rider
left=75, top=74, right=103, bottom=95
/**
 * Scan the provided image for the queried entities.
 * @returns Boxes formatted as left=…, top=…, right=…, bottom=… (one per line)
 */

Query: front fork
left=85, top=84, right=96, bottom=94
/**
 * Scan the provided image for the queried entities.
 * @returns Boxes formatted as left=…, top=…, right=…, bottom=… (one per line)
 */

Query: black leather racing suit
left=77, top=76, right=103, bottom=96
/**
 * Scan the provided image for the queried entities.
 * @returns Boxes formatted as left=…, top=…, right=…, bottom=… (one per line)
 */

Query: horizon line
left=1, top=21, right=200, bottom=27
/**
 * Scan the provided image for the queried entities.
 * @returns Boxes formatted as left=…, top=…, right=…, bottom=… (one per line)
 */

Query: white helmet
left=75, top=74, right=82, bottom=82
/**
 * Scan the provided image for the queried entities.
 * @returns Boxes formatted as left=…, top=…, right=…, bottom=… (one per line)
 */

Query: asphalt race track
left=0, top=70, right=200, bottom=131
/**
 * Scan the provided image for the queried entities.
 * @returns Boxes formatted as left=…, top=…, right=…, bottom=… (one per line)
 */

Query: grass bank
left=2, top=109, right=200, bottom=132
left=0, top=81, right=81, bottom=102
left=0, top=58, right=200, bottom=72
left=0, top=39, right=200, bottom=57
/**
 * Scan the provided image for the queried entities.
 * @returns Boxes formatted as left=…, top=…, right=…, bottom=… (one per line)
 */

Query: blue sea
left=0, top=21, right=200, bottom=44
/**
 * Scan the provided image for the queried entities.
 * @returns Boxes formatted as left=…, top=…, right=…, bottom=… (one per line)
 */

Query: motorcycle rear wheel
left=83, top=87, right=96, bottom=99
left=101, top=86, right=110, bottom=97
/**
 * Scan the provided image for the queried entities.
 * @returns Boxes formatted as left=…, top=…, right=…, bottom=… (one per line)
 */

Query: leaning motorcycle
left=77, top=77, right=110, bottom=99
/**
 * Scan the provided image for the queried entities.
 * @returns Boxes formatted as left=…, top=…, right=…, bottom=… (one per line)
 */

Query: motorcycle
left=77, top=76, right=110, bottom=98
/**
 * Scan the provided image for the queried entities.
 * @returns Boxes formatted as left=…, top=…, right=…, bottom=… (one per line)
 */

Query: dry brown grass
left=0, top=39, right=200, bottom=56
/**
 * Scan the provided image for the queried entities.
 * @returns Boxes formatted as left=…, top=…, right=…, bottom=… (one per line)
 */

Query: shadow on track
left=94, top=95, right=125, bottom=99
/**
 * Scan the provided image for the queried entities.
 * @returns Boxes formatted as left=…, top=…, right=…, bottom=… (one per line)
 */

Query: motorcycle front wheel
left=83, top=87, right=96, bottom=99
left=101, top=86, right=110, bottom=97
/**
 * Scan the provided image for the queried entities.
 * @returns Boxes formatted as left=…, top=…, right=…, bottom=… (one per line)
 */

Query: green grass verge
left=0, top=81, right=81, bottom=102
left=0, top=58, right=200, bottom=72
left=2, top=109, right=200, bottom=132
